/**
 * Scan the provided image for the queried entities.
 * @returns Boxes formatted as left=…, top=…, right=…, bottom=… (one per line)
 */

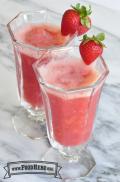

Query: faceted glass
left=34, top=46, right=109, bottom=178
left=7, top=9, right=74, bottom=139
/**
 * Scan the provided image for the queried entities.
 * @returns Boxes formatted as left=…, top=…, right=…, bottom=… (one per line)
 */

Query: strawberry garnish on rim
left=61, top=3, right=92, bottom=36
left=80, top=33, right=106, bottom=65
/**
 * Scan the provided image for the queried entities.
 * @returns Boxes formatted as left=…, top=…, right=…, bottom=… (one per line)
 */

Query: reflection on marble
left=0, top=0, right=120, bottom=181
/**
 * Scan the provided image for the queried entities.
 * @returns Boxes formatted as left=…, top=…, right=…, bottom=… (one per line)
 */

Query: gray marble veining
left=0, top=0, right=120, bottom=182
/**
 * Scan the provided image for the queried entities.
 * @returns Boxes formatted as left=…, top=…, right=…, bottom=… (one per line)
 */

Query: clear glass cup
left=7, top=8, right=75, bottom=139
left=34, top=46, right=109, bottom=179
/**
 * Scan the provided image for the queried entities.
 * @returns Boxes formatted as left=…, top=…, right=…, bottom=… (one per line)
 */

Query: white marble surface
left=0, top=0, right=120, bottom=182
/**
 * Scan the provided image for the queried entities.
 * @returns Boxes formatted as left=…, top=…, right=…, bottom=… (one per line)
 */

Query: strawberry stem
left=82, top=33, right=106, bottom=47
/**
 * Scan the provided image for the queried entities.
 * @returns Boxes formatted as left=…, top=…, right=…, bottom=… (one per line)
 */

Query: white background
left=89, top=0, right=120, bottom=11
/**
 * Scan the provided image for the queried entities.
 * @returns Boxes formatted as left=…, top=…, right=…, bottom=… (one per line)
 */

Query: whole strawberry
left=80, top=33, right=106, bottom=65
left=61, top=3, right=92, bottom=36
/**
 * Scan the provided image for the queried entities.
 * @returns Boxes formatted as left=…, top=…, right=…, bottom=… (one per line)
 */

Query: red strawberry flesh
left=80, top=40, right=103, bottom=65
left=61, top=9, right=79, bottom=36
left=61, top=3, right=92, bottom=36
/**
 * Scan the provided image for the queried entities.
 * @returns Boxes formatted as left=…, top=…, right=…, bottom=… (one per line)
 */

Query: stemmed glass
left=7, top=8, right=74, bottom=139
left=33, top=46, right=109, bottom=179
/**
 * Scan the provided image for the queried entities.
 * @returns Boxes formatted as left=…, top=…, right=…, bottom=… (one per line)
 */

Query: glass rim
left=33, top=47, right=109, bottom=93
left=7, top=8, right=76, bottom=51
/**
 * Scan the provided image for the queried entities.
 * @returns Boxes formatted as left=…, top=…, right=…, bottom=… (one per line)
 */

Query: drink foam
left=39, top=57, right=100, bottom=90
left=15, top=24, right=68, bottom=48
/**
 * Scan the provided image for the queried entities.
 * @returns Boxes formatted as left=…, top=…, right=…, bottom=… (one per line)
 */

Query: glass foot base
left=12, top=107, right=47, bottom=139
left=42, top=147, right=96, bottom=180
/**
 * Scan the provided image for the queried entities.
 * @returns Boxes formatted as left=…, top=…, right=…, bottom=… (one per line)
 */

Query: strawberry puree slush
left=40, top=58, right=101, bottom=146
left=15, top=24, right=68, bottom=108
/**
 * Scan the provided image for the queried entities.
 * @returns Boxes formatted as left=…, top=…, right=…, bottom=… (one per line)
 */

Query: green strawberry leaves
left=75, top=3, right=81, bottom=10
left=82, top=33, right=106, bottom=47
left=71, top=3, right=81, bottom=12
left=71, top=3, right=92, bottom=28
left=81, top=17, right=91, bottom=28
left=80, top=5, right=92, bottom=17
left=96, top=33, right=105, bottom=41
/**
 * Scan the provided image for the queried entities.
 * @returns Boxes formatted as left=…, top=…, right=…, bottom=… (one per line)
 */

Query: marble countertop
left=0, top=0, right=120, bottom=182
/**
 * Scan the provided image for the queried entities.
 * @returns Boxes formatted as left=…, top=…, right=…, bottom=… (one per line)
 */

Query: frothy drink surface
left=16, top=24, right=68, bottom=47
left=40, top=57, right=99, bottom=90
